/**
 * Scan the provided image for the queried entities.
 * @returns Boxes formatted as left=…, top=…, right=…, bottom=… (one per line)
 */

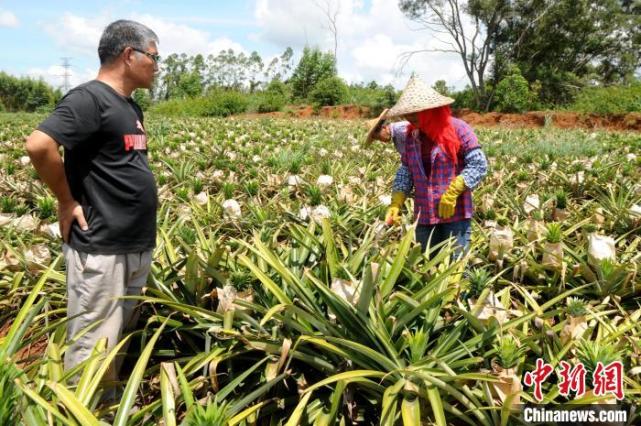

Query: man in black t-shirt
left=26, top=20, right=160, bottom=391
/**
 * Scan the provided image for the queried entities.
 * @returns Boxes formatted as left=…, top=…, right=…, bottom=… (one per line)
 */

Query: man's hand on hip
left=58, top=201, right=88, bottom=243
left=25, top=130, right=88, bottom=243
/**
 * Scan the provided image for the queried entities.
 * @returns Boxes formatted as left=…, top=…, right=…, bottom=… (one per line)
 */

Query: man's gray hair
left=98, top=20, right=159, bottom=65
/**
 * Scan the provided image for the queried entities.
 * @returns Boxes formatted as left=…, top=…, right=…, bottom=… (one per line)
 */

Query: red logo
left=558, top=361, right=586, bottom=398
left=523, top=358, right=554, bottom=402
left=123, top=134, right=147, bottom=151
left=593, top=361, right=624, bottom=400
left=524, top=359, right=625, bottom=401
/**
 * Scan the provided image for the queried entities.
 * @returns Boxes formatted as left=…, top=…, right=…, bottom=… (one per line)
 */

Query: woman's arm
left=392, top=163, right=414, bottom=195
left=459, top=149, right=488, bottom=190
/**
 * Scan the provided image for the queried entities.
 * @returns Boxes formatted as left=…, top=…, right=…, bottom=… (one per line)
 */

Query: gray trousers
left=63, top=244, right=152, bottom=385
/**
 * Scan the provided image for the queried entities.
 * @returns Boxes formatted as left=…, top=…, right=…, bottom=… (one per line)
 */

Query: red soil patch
left=239, top=105, right=641, bottom=132
left=0, top=320, right=48, bottom=367
left=318, top=104, right=370, bottom=119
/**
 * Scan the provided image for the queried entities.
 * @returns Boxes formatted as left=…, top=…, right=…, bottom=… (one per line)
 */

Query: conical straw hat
left=362, top=108, right=389, bottom=146
left=385, top=75, right=454, bottom=119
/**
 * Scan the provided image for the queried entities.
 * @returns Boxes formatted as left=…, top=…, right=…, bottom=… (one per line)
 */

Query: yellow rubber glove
left=438, top=175, right=467, bottom=219
left=385, top=192, right=406, bottom=225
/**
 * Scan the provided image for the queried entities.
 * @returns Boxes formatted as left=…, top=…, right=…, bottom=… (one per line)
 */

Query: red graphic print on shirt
left=123, top=120, right=148, bottom=151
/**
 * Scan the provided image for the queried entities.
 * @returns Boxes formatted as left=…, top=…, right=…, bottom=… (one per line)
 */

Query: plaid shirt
left=392, top=117, right=487, bottom=225
left=389, top=121, right=410, bottom=156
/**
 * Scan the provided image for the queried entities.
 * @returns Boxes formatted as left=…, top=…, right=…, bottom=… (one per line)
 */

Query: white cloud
left=43, top=12, right=247, bottom=60
left=131, top=14, right=246, bottom=56
left=0, top=9, right=19, bottom=28
left=254, top=0, right=321, bottom=48
left=253, top=0, right=471, bottom=89
left=43, top=13, right=104, bottom=56
left=26, top=65, right=97, bottom=90
left=36, top=4, right=473, bottom=90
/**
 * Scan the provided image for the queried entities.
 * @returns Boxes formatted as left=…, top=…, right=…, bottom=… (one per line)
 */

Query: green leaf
left=15, top=379, right=77, bottom=426
left=0, top=257, right=60, bottom=359
left=48, top=381, right=100, bottom=426
left=356, top=262, right=375, bottom=316
left=228, top=400, right=270, bottom=426
left=80, top=335, right=132, bottom=406
left=175, top=362, right=194, bottom=411
left=228, top=372, right=287, bottom=416
left=46, top=341, right=64, bottom=383
left=215, top=357, right=269, bottom=402
left=285, top=392, right=313, bottom=426
left=113, top=319, right=169, bottom=426
left=381, top=225, right=415, bottom=297
left=238, top=254, right=292, bottom=305
left=304, top=370, right=386, bottom=394
left=381, top=379, right=405, bottom=426
left=321, top=218, right=340, bottom=279
left=160, top=363, right=177, bottom=426
left=426, top=385, right=446, bottom=426
left=74, top=338, right=107, bottom=401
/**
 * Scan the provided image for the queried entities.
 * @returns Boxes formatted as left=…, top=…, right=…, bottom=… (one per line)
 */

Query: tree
left=0, top=72, right=60, bottom=112
left=431, top=80, right=451, bottom=96
left=399, top=0, right=517, bottom=110
left=176, top=72, right=203, bottom=98
left=207, top=49, right=249, bottom=91
left=399, top=0, right=641, bottom=109
left=289, top=47, right=337, bottom=100
left=160, top=53, right=190, bottom=99
left=264, top=47, right=294, bottom=82
left=246, top=51, right=265, bottom=93
left=313, top=0, right=340, bottom=61
left=493, top=0, right=641, bottom=104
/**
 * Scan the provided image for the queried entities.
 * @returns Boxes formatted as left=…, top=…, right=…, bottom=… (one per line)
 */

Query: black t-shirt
left=38, top=80, right=157, bottom=254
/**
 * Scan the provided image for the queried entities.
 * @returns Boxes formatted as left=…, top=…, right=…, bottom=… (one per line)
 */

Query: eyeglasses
left=130, top=47, right=161, bottom=64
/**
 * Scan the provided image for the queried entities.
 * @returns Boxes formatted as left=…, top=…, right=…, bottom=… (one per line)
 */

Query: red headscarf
left=407, top=105, right=460, bottom=165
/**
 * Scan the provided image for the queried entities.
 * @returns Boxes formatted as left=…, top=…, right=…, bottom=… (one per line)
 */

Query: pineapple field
left=1, top=112, right=641, bottom=425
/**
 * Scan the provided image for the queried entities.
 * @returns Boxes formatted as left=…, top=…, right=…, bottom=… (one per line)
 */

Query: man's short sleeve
left=37, top=88, right=101, bottom=150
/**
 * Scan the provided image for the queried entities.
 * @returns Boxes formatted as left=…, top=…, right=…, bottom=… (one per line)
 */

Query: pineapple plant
left=490, top=335, right=526, bottom=408
left=560, top=297, right=589, bottom=344
left=542, top=222, right=563, bottom=271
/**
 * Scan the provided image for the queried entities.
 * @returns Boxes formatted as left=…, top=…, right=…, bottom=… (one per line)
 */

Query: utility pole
left=59, top=57, right=72, bottom=93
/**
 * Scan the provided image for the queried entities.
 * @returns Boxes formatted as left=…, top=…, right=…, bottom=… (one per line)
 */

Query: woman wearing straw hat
left=363, top=108, right=410, bottom=156
left=384, top=75, right=488, bottom=257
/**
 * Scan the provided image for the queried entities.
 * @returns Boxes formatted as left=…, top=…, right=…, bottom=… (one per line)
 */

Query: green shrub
left=570, top=82, right=641, bottom=114
left=494, top=66, right=533, bottom=113
left=255, top=80, right=290, bottom=113
left=452, top=86, right=478, bottom=110
left=133, top=89, right=152, bottom=111
left=346, top=82, right=398, bottom=117
left=309, top=76, right=348, bottom=107
left=149, top=98, right=189, bottom=116
left=199, top=90, right=249, bottom=117
left=151, top=90, right=249, bottom=117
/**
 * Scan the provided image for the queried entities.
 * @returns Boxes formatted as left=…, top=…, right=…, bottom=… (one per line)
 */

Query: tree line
left=0, top=72, right=61, bottom=112
left=399, top=0, right=641, bottom=112
left=2, top=0, right=640, bottom=115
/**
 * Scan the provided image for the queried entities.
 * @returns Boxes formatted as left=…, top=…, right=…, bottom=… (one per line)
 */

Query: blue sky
left=0, top=0, right=469, bottom=90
